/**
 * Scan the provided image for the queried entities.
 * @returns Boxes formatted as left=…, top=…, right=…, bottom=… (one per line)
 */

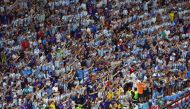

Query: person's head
left=128, top=87, right=131, bottom=91
left=134, top=88, right=137, bottom=91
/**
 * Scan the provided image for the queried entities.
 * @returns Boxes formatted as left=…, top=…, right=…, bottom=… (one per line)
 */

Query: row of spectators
left=0, top=0, right=190, bottom=109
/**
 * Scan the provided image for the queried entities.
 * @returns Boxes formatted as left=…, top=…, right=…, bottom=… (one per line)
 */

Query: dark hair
left=134, top=88, right=137, bottom=91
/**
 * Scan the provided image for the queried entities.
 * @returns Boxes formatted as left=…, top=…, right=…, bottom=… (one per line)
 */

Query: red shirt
left=21, top=41, right=29, bottom=49
left=104, top=21, right=110, bottom=28
left=38, top=31, right=44, bottom=39
left=106, top=81, right=110, bottom=87
left=130, top=67, right=135, bottom=74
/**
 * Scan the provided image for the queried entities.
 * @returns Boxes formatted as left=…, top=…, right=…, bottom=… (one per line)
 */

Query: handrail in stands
left=162, top=90, right=190, bottom=109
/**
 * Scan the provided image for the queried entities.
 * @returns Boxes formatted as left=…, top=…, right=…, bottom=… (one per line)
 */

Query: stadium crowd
left=0, top=0, right=190, bottom=109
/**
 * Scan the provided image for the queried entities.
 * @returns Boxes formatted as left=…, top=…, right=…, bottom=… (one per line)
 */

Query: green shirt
left=76, top=105, right=83, bottom=109
left=134, top=91, right=138, bottom=100
left=161, top=31, right=167, bottom=39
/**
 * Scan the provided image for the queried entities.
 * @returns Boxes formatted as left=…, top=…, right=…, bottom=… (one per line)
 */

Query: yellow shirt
left=49, top=103, right=56, bottom=109
left=107, top=91, right=114, bottom=100
left=118, top=104, right=122, bottom=109
left=169, top=12, right=174, bottom=22
left=116, top=87, right=124, bottom=97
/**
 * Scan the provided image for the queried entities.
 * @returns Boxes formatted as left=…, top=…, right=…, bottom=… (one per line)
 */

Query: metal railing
left=162, top=90, right=190, bottom=109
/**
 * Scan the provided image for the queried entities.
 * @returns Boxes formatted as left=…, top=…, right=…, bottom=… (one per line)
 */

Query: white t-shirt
left=34, top=48, right=40, bottom=55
